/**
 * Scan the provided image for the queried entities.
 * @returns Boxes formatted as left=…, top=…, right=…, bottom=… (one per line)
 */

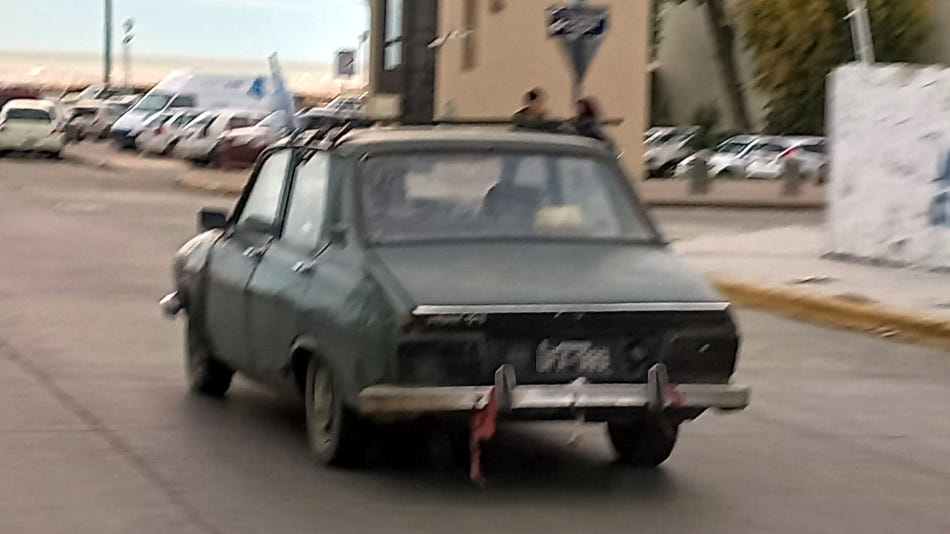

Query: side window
left=282, top=153, right=330, bottom=250
left=237, top=150, right=291, bottom=231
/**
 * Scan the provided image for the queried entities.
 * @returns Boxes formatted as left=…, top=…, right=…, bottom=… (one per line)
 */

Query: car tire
left=162, top=140, right=178, bottom=157
left=48, top=150, right=62, bottom=160
left=305, top=359, right=364, bottom=467
left=185, top=319, right=233, bottom=397
left=717, top=169, right=738, bottom=180
left=607, top=417, right=678, bottom=467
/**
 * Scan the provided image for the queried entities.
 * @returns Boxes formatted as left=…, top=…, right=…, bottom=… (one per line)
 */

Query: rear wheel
left=185, top=319, right=233, bottom=397
left=305, top=359, right=364, bottom=467
left=608, top=417, right=678, bottom=467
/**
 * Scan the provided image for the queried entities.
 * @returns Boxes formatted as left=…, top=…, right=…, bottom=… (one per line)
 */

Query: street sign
left=336, top=49, right=356, bottom=78
left=546, top=4, right=610, bottom=97
left=546, top=5, right=608, bottom=40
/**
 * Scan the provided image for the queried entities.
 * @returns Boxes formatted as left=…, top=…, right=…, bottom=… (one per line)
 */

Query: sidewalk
left=675, top=225, right=950, bottom=348
left=638, top=179, right=825, bottom=209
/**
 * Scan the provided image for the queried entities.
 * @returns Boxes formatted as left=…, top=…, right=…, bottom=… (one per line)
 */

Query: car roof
left=3, top=98, right=55, bottom=111
left=334, top=126, right=608, bottom=153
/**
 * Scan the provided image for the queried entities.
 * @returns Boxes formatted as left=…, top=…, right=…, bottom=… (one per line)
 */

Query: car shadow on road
left=183, top=384, right=684, bottom=499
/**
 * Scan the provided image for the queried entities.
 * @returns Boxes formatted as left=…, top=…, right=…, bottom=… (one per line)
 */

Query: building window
left=385, top=0, right=403, bottom=70
left=462, top=0, right=478, bottom=71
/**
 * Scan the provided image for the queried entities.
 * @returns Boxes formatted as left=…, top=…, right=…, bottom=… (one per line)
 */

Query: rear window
left=750, top=143, right=787, bottom=155
left=5, top=108, right=51, bottom=121
left=800, top=142, right=825, bottom=154
left=143, top=113, right=173, bottom=127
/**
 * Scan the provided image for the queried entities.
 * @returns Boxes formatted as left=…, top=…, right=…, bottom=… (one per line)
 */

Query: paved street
left=1, top=156, right=949, bottom=533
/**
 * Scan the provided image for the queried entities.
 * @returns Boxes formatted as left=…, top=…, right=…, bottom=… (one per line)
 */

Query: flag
left=269, top=53, right=301, bottom=131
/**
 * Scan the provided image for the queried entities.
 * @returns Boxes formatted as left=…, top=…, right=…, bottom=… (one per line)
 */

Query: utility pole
left=122, top=19, right=135, bottom=87
left=846, top=0, right=875, bottom=64
left=103, top=0, right=113, bottom=86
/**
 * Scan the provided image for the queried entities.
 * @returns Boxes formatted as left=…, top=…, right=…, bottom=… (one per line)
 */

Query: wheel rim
left=310, top=368, right=335, bottom=448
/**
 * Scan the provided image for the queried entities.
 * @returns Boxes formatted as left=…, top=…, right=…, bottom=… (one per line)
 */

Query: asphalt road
left=0, top=156, right=948, bottom=533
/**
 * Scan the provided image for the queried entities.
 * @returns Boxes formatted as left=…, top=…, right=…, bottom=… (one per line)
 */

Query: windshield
left=5, top=108, right=51, bottom=121
left=136, top=93, right=172, bottom=113
left=360, top=153, right=656, bottom=244
left=143, top=112, right=172, bottom=127
left=716, top=141, right=750, bottom=155
left=648, top=132, right=691, bottom=146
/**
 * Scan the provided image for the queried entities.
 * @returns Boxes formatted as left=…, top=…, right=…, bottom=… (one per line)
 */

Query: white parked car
left=676, top=135, right=758, bottom=178
left=173, top=109, right=268, bottom=165
left=0, top=99, right=65, bottom=157
left=136, top=109, right=203, bottom=156
left=740, top=137, right=797, bottom=179
left=86, top=96, right=139, bottom=140
left=644, top=126, right=698, bottom=178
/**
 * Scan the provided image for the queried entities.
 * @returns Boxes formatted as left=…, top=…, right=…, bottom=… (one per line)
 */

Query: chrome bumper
left=358, top=364, right=750, bottom=417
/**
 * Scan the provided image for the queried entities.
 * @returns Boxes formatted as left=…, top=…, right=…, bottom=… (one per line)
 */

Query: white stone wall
left=828, top=64, right=950, bottom=269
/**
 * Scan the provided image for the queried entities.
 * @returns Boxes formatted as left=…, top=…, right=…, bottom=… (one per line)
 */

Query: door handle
left=242, top=246, right=266, bottom=259
left=292, top=260, right=316, bottom=274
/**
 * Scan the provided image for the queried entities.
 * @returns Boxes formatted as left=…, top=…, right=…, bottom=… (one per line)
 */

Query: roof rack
left=285, top=116, right=624, bottom=150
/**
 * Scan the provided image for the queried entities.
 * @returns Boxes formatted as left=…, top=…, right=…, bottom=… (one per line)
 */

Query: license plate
left=536, top=340, right=611, bottom=374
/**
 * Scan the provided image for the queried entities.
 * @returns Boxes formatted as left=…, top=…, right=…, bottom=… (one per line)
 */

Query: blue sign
left=247, top=77, right=266, bottom=99
left=547, top=5, right=608, bottom=39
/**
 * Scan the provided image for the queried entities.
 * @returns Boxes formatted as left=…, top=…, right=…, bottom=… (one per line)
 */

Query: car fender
left=172, top=230, right=224, bottom=314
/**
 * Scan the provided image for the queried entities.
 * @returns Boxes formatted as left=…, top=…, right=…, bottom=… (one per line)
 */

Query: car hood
left=111, top=110, right=151, bottom=131
left=369, top=242, right=723, bottom=310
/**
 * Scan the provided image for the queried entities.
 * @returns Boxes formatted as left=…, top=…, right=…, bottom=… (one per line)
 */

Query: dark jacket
left=567, top=116, right=618, bottom=155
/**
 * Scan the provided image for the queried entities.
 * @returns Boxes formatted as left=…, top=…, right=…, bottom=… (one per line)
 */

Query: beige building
left=368, top=0, right=652, bottom=177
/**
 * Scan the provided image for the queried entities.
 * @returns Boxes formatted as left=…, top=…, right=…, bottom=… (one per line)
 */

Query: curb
left=644, top=199, right=824, bottom=210
left=175, top=174, right=244, bottom=196
left=711, top=277, right=950, bottom=351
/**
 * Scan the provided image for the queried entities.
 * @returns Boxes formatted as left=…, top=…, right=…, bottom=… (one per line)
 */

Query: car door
left=203, top=149, right=293, bottom=370
left=245, top=151, right=332, bottom=378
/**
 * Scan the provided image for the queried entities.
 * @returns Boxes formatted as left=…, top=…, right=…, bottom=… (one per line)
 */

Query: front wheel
left=305, top=359, right=364, bottom=467
left=185, top=319, right=233, bottom=397
left=608, top=417, right=678, bottom=467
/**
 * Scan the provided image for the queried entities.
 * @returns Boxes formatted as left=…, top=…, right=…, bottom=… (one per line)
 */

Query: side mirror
left=198, top=208, right=228, bottom=232
left=327, top=223, right=348, bottom=246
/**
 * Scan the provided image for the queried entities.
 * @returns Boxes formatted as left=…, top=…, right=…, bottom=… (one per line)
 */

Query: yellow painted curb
left=712, top=277, right=950, bottom=351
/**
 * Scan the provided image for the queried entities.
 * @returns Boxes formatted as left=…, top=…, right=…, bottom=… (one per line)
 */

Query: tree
left=657, top=0, right=753, bottom=131
left=736, top=0, right=932, bottom=135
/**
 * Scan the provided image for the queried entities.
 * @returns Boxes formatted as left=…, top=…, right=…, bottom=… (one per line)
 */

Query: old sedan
left=161, top=124, right=750, bottom=473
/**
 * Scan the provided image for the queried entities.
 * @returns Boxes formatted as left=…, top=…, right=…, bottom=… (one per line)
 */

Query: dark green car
left=161, top=125, right=750, bottom=469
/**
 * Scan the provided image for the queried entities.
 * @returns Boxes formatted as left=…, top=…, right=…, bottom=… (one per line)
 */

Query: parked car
left=63, top=102, right=103, bottom=143
left=741, top=137, right=802, bottom=180
left=0, top=99, right=65, bottom=157
left=644, top=126, right=698, bottom=178
left=160, top=122, right=751, bottom=470
left=676, top=135, right=759, bottom=179
left=136, top=109, right=203, bottom=155
left=0, top=85, right=42, bottom=110
left=215, top=110, right=292, bottom=169
left=173, top=109, right=268, bottom=165
left=62, top=85, right=137, bottom=106
left=85, top=96, right=140, bottom=140
left=111, top=73, right=278, bottom=148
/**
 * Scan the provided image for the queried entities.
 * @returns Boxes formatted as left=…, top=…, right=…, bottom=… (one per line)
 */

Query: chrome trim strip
left=412, top=302, right=731, bottom=315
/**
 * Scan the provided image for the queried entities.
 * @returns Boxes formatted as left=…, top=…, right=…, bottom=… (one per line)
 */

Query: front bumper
left=358, top=363, right=750, bottom=418
left=111, top=129, right=138, bottom=148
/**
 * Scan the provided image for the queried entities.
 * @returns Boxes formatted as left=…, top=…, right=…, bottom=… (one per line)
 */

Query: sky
left=0, top=0, right=369, bottom=63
